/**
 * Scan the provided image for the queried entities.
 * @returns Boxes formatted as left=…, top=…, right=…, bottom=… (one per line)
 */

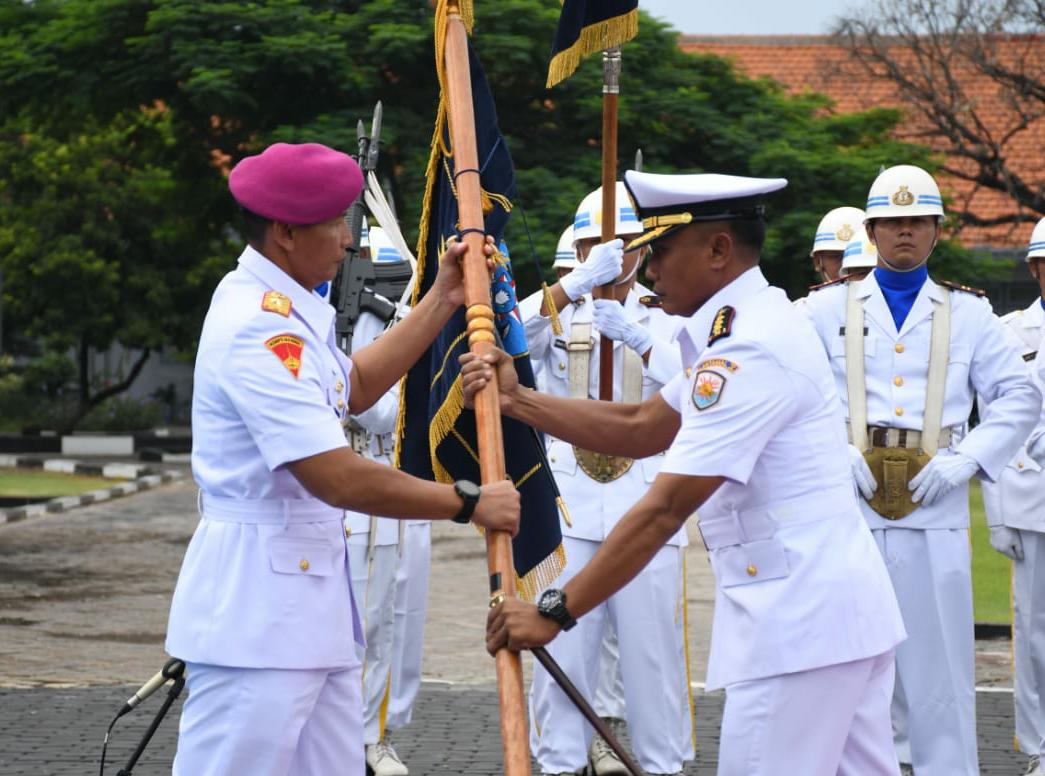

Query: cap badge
left=261, top=291, right=292, bottom=317
left=892, top=186, right=915, bottom=206
left=707, top=305, right=735, bottom=347
left=836, top=224, right=855, bottom=241
left=265, top=334, right=304, bottom=378
left=692, top=370, right=726, bottom=411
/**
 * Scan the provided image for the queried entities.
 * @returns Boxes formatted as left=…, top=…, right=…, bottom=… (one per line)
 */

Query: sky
left=639, top=0, right=864, bottom=36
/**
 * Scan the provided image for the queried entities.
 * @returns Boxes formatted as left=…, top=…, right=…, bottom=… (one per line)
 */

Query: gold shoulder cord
left=541, top=282, right=563, bottom=336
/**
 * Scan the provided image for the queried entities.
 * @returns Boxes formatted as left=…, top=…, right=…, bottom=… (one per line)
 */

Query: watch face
left=456, top=480, right=481, bottom=500
left=539, top=589, right=564, bottom=612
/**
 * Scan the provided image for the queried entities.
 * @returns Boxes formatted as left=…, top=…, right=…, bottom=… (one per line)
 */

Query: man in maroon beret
left=166, top=142, right=520, bottom=776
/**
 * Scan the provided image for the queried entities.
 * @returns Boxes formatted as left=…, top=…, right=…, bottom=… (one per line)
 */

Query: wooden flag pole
left=596, top=46, right=621, bottom=401
left=442, top=5, right=531, bottom=774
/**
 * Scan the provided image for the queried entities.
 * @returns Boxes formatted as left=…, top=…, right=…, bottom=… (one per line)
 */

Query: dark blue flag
left=547, top=0, right=639, bottom=88
left=397, top=41, right=564, bottom=601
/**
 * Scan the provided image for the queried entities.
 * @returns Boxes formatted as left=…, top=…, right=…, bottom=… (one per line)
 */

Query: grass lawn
left=0, top=468, right=117, bottom=498
left=970, top=479, right=1012, bottom=625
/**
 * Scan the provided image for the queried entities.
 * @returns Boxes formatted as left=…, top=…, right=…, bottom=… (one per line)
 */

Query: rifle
left=332, top=102, right=412, bottom=354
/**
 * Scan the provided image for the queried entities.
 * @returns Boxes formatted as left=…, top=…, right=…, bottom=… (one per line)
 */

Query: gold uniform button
left=746, top=565, right=757, bottom=577
left=893, top=376, right=904, bottom=387
left=895, top=343, right=905, bottom=353
left=895, top=407, right=904, bottom=416
left=299, top=559, right=310, bottom=572
left=558, top=362, right=566, bottom=371
left=550, top=456, right=557, bottom=463
left=337, top=398, right=345, bottom=409
left=1018, top=461, right=1025, bottom=470
left=335, top=380, right=344, bottom=392
left=344, top=526, right=352, bottom=538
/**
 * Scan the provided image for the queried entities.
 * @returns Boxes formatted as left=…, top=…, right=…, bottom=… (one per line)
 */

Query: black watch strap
left=452, top=480, right=480, bottom=524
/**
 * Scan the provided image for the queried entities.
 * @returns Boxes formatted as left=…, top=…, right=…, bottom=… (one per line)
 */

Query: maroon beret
left=228, top=142, right=364, bottom=225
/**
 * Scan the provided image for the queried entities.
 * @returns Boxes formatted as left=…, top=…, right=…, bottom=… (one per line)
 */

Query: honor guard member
left=553, top=225, right=579, bottom=278
left=165, top=142, right=520, bottom=776
left=840, top=236, right=878, bottom=281
left=981, top=216, right=1045, bottom=776
left=811, top=206, right=866, bottom=283
left=343, top=226, right=424, bottom=776
left=517, top=182, right=692, bottom=776
left=801, top=164, right=1041, bottom=776
left=468, top=170, right=908, bottom=776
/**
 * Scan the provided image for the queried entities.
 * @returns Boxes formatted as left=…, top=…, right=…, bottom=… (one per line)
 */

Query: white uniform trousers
left=173, top=661, right=364, bottom=776
left=1014, top=530, right=1045, bottom=756
left=387, top=521, right=432, bottom=731
left=873, top=528, right=978, bottom=775
left=592, top=622, right=625, bottom=720
left=718, top=650, right=899, bottom=776
left=349, top=542, right=398, bottom=745
left=529, top=536, right=693, bottom=774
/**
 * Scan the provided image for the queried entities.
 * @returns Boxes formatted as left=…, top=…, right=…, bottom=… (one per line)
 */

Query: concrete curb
left=0, top=459, right=185, bottom=525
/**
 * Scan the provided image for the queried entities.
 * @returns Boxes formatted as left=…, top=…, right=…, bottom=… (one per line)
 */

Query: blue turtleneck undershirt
left=874, top=265, right=929, bottom=331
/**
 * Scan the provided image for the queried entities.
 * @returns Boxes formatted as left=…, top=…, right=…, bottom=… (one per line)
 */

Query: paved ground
left=0, top=477, right=1032, bottom=774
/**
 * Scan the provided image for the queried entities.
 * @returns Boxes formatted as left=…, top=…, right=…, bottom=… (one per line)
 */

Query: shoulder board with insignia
left=937, top=279, right=986, bottom=297
left=638, top=294, right=662, bottom=308
left=707, top=305, right=735, bottom=347
left=808, top=276, right=850, bottom=292
left=261, top=290, right=292, bottom=317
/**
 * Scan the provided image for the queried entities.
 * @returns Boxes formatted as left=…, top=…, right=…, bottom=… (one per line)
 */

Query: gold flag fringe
left=516, top=543, right=567, bottom=603
left=546, top=8, right=639, bottom=89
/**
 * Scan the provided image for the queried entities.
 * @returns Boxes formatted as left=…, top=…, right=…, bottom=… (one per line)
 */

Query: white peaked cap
left=811, top=206, right=866, bottom=257
left=553, top=226, right=578, bottom=269
left=841, top=238, right=878, bottom=276
left=622, top=170, right=788, bottom=250
left=1027, top=216, right=1045, bottom=261
left=368, top=226, right=402, bottom=263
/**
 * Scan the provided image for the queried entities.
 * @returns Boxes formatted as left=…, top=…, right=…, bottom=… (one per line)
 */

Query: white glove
left=848, top=444, right=878, bottom=500
left=989, top=524, right=1024, bottom=561
left=909, top=451, right=978, bottom=507
left=592, top=299, right=653, bottom=356
left=559, top=239, right=623, bottom=301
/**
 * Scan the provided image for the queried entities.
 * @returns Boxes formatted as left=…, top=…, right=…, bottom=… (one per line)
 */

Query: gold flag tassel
left=546, top=8, right=639, bottom=88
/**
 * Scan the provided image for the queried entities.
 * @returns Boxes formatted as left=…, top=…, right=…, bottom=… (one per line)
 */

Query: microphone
left=116, top=658, right=186, bottom=718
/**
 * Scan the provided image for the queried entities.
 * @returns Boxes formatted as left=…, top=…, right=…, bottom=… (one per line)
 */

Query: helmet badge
left=836, top=224, right=855, bottom=241
left=892, top=185, right=915, bottom=206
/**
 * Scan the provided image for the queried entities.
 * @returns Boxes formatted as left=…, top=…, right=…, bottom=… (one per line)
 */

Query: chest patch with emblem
left=265, top=334, right=304, bottom=378
left=708, top=305, right=735, bottom=347
left=692, top=370, right=726, bottom=410
left=261, top=290, right=292, bottom=317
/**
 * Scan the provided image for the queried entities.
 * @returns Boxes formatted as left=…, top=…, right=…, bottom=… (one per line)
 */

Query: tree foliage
left=0, top=0, right=976, bottom=424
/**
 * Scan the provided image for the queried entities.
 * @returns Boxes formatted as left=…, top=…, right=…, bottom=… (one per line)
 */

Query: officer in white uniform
left=470, top=169, right=908, bottom=776
left=811, top=206, right=866, bottom=283
left=517, top=183, right=691, bottom=776
left=801, top=164, right=1041, bottom=776
left=165, top=142, right=519, bottom=776
left=981, top=216, right=1045, bottom=776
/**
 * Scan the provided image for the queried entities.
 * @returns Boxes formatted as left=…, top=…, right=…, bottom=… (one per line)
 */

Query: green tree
left=0, top=0, right=978, bottom=430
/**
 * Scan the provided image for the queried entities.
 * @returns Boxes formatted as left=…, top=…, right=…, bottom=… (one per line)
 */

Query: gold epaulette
left=638, top=294, right=662, bottom=308
left=938, top=279, right=986, bottom=297
left=808, top=276, right=850, bottom=292
left=261, top=290, right=292, bottom=317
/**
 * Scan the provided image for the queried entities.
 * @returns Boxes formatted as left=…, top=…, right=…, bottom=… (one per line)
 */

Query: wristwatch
left=451, top=479, right=481, bottom=524
left=536, top=588, right=577, bottom=631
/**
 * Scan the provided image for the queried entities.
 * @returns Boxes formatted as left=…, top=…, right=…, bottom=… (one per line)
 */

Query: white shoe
left=588, top=717, right=630, bottom=776
left=366, top=741, right=409, bottom=776
left=1025, top=754, right=1042, bottom=775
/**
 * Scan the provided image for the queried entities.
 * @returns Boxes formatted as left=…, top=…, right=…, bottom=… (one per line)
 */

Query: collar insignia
left=265, top=334, right=304, bottom=378
left=638, top=294, right=662, bottom=308
left=261, top=291, right=292, bottom=317
left=891, top=186, right=915, bottom=206
left=707, top=305, right=735, bottom=347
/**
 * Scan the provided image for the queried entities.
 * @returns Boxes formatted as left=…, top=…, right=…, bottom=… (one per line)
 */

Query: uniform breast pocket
left=830, top=336, right=878, bottom=360
left=945, top=344, right=973, bottom=392
left=714, top=538, right=790, bottom=588
left=639, top=453, right=665, bottom=484
left=547, top=439, right=577, bottom=476
left=269, top=537, right=340, bottom=577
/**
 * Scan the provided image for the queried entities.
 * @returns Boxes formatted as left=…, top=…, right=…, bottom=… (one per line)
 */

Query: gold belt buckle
left=573, top=446, right=634, bottom=483
left=863, top=446, right=931, bottom=520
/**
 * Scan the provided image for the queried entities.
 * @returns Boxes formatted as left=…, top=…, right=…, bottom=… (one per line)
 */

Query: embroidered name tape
left=696, top=358, right=739, bottom=373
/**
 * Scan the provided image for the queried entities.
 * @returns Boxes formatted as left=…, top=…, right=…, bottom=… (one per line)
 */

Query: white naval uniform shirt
left=518, top=283, right=686, bottom=545
left=659, top=266, right=905, bottom=690
left=166, top=245, right=363, bottom=670
left=981, top=301, right=1045, bottom=533
left=801, top=273, right=1040, bottom=530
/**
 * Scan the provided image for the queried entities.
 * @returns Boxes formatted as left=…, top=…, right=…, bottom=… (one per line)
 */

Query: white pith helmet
left=368, top=226, right=402, bottom=263
left=359, top=216, right=370, bottom=249
left=1027, top=216, right=1045, bottom=261
left=841, top=238, right=878, bottom=276
left=552, top=226, right=578, bottom=270
left=865, top=164, right=944, bottom=220
left=573, top=181, right=642, bottom=244
left=810, top=207, right=866, bottom=256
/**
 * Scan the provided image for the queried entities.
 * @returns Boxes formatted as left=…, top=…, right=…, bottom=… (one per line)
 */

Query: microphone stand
left=115, top=673, right=185, bottom=776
